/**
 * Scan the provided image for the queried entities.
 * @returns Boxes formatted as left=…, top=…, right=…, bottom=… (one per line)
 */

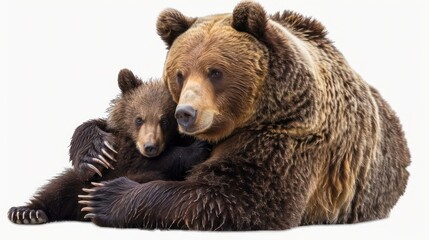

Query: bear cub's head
left=108, top=69, right=177, bottom=158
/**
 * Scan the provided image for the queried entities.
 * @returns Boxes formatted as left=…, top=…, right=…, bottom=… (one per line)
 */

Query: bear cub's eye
left=208, top=69, right=223, bottom=82
left=176, top=72, right=184, bottom=85
left=160, top=118, right=169, bottom=129
left=135, top=117, right=144, bottom=127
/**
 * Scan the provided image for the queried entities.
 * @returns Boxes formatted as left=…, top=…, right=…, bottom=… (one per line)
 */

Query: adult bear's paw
left=79, top=177, right=139, bottom=227
left=8, top=207, right=48, bottom=224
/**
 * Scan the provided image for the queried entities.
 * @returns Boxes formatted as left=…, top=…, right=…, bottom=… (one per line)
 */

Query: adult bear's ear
left=118, top=68, right=142, bottom=94
left=156, top=8, right=196, bottom=49
left=232, top=1, right=267, bottom=39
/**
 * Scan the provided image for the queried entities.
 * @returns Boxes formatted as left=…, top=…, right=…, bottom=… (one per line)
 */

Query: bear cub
left=8, top=69, right=210, bottom=224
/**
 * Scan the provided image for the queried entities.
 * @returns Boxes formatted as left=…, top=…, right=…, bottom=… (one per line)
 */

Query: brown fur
left=8, top=69, right=210, bottom=224
left=108, top=69, right=177, bottom=157
left=80, top=2, right=410, bottom=230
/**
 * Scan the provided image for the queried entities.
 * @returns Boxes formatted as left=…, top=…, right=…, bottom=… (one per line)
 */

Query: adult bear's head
left=157, top=1, right=326, bottom=142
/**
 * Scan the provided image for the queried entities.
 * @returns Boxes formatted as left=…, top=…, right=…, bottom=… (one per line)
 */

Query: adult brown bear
left=81, top=1, right=410, bottom=230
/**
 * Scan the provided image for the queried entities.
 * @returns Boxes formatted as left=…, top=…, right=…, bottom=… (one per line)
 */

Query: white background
left=1, top=0, right=428, bottom=239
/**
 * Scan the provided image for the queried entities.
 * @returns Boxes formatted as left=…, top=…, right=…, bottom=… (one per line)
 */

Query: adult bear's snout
left=175, top=105, right=197, bottom=130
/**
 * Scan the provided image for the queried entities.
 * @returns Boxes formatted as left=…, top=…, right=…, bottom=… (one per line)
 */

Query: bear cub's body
left=8, top=69, right=210, bottom=224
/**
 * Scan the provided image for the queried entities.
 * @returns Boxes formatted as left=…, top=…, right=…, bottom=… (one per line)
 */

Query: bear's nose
left=144, top=143, right=158, bottom=157
left=175, top=105, right=197, bottom=129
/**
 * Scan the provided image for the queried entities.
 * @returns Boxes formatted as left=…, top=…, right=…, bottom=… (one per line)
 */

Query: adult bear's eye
left=176, top=72, right=184, bottom=85
left=135, top=117, right=144, bottom=127
left=208, top=69, right=223, bottom=82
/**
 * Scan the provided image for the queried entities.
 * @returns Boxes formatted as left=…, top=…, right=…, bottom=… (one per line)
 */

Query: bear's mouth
left=140, top=149, right=160, bottom=158
left=136, top=143, right=164, bottom=158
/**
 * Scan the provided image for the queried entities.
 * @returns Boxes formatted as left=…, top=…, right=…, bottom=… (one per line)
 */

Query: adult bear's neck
left=250, top=18, right=327, bottom=138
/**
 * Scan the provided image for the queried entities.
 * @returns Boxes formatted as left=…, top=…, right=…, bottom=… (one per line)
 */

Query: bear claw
left=96, top=155, right=115, bottom=169
left=91, top=157, right=109, bottom=169
left=85, top=163, right=103, bottom=177
left=78, top=194, right=93, bottom=199
left=8, top=207, right=48, bottom=224
left=101, top=148, right=117, bottom=162
left=103, top=140, right=118, bottom=154
left=81, top=207, right=94, bottom=212
left=91, top=182, right=104, bottom=187
left=84, top=213, right=96, bottom=219
left=78, top=200, right=91, bottom=205
left=82, top=188, right=96, bottom=193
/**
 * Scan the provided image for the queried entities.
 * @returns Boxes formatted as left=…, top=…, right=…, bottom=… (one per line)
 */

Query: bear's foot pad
left=8, top=207, right=48, bottom=224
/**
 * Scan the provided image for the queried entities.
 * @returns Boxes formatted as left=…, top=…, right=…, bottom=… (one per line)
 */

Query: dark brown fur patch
left=270, top=10, right=328, bottom=41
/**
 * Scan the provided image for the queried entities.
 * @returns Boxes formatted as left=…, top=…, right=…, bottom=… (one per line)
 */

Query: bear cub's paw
left=8, top=207, right=48, bottom=224
left=74, top=128, right=118, bottom=180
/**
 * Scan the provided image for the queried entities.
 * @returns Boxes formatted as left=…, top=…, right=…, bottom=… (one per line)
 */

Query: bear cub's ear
left=118, top=68, right=142, bottom=94
left=232, top=1, right=267, bottom=39
left=156, top=8, right=196, bottom=48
